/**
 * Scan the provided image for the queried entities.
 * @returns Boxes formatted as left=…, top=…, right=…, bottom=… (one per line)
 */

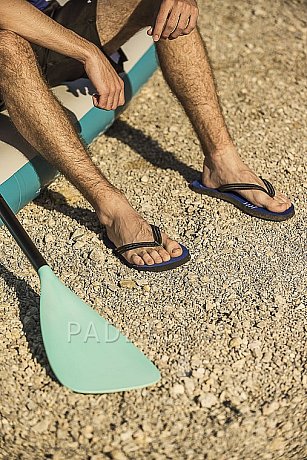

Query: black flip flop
left=106, top=224, right=190, bottom=272
left=189, top=177, right=295, bottom=221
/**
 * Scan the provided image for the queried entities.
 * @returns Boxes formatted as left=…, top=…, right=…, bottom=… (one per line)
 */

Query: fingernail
left=154, top=35, right=159, bottom=41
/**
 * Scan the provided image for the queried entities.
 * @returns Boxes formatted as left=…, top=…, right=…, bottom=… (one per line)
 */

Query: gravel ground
left=0, top=0, right=306, bottom=459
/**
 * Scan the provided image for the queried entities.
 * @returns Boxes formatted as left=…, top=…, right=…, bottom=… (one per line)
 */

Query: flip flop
left=189, top=176, right=295, bottom=222
left=106, top=224, right=190, bottom=272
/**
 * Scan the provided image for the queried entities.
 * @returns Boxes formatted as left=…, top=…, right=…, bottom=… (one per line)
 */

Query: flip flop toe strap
left=115, top=225, right=163, bottom=255
left=217, top=176, right=275, bottom=198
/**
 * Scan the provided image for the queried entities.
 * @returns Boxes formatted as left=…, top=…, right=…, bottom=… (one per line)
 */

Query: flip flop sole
left=189, top=180, right=295, bottom=222
left=106, top=240, right=191, bottom=272
left=125, top=244, right=190, bottom=272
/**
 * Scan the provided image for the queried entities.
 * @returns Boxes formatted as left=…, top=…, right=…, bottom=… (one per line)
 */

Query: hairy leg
left=0, top=30, right=181, bottom=265
left=155, top=28, right=291, bottom=212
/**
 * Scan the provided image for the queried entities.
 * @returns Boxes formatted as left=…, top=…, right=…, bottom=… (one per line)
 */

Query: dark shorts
left=32, top=0, right=102, bottom=87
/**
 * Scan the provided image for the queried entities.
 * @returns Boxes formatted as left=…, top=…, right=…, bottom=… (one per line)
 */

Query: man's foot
left=97, top=195, right=183, bottom=266
left=202, top=148, right=292, bottom=213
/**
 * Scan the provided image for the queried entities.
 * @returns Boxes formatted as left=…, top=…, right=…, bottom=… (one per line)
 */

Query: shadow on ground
left=34, top=190, right=113, bottom=249
left=105, top=119, right=200, bottom=183
left=0, top=262, right=59, bottom=384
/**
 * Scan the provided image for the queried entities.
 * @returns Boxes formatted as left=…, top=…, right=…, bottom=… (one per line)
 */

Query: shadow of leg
left=105, top=119, right=200, bottom=183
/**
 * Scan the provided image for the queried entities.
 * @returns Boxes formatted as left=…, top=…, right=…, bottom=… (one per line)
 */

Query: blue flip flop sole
left=189, top=180, right=295, bottom=222
left=106, top=239, right=191, bottom=272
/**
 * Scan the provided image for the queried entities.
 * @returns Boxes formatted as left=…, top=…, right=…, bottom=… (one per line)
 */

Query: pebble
left=70, top=228, right=85, bottom=241
left=199, top=393, right=219, bottom=408
left=262, top=401, right=280, bottom=416
left=73, top=240, right=86, bottom=250
left=44, top=234, right=55, bottom=244
left=229, top=337, right=242, bottom=349
left=32, top=419, right=50, bottom=434
left=109, top=449, right=128, bottom=460
left=119, top=279, right=137, bottom=289
left=171, top=384, right=185, bottom=396
left=89, top=248, right=105, bottom=263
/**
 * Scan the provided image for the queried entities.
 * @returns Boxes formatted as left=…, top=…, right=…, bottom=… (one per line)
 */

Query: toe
left=130, top=253, right=145, bottom=266
left=148, top=249, right=163, bottom=264
left=266, top=196, right=292, bottom=213
left=158, top=247, right=171, bottom=262
left=164, top=237, right=183, bottom=258
left=140, top=250, right=155, bottom=266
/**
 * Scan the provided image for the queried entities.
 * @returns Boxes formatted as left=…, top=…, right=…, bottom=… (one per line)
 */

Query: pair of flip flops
left=108, top=177, right=294, bottom=272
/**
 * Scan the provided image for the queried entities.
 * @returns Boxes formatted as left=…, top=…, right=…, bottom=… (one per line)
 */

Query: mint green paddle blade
left=38, top=266, right=160, bottom=393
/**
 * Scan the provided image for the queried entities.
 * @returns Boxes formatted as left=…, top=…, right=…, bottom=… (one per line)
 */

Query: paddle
left=0, top=194, right=160, bottom=393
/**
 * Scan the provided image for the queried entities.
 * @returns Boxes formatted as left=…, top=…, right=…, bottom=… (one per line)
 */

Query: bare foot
left=97, top=194, right=183, bottom=266
left=202, top=148, right=292, bottom=213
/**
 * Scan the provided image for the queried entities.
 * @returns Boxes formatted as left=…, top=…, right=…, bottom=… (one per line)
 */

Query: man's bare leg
left=155, top=28, right=291, bottom=212
left=0, top=30, right=182, bottom=266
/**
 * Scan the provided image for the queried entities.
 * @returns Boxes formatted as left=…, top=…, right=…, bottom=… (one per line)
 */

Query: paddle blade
left=38, top=266, right=160, bottom=393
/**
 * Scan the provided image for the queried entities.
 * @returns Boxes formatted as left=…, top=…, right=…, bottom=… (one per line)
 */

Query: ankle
left=204, top=144, right=238, bottom=166
left=94, top=189, right=131, bottom=227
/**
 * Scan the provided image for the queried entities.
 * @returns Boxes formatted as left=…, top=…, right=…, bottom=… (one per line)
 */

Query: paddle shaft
left=0, top=194, right=47, bottom=272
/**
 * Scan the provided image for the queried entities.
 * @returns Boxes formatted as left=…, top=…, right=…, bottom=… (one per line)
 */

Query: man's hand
left=148, top=0, right=198, bottom=42
left=84, top=46, right=125, bottom=111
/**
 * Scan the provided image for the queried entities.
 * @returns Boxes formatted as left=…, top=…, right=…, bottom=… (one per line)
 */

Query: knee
left=0, top=29, right=31, bottom=61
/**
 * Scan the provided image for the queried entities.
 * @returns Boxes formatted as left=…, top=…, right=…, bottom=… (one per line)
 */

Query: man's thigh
left=96, top=0, right=162, bottom=55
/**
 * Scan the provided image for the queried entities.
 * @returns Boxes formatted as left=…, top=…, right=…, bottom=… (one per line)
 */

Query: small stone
left=171, top=383, right=185, bottom=396
left=192, top=367, right=205, bottom=378
left=199, top=393, right=218, bottom=408
left=252, top=7, right=267, bottom=17
left=106, top=283, right=117, bottom=292
left=70, top=228, right=85, bottom=240
left=110, top=449, right=128, bottom=460
left=120, top=430, right=133, bottom=442
left=44, top=234, right=55, bottom=244
left=249, top=341, right=262, bottom=359
left=205, top=300, right=215, bottom=311
left=229, top=337, right=242, bottom=348
left=142, top=285, right=151, bottom=293
left=32, top=419, right=49, bottom=434
left=26, top=400, right=37, bottom=411
left=141, top=175, right=149, bottom=183
left=82, top=425, right=93, bottom=439
left=89, top=248, right=105, bottom=263
left=269, top=437, right=284, bottom=451
left=74, top=240, right=86, bottom=250
left=262, top=401, right=280, bottom=416
left=183, top=378, right=195, bottom=395
left=119, top=279, right=137, bottom=289
left=274, top=294, right=286, bottom=306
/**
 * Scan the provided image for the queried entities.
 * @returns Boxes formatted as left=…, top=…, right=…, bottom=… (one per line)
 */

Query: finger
left=104, top=86, right=116, bottom=111
left=111, top=80, right=121, bottom=110
left=169, top=11, right=190, bottom=39
left=106, top=73, right=119, bottom=110
left=111, top=90, right=120, bottom=111
left=92, top=93, right=99, bottom=108
left=118, top=83, right=125, bottom=106
left=183, top=7, right=198, bottom=34
left=152, top=0, right=173, bottom=41
left=147, top=27, right=153, bottom=36
left=117, top=76, right=125, bottom=106
left=161, top=4, right=182, bottom=39
left=112, top=76, right=125, bottom=109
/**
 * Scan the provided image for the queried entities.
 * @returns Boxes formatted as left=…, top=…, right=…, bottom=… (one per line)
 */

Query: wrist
left=76, top=40, right=100, bottom=65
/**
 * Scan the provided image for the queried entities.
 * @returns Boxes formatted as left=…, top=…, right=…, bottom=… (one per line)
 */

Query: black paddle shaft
left=0, top=194, right=47, bottom=272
